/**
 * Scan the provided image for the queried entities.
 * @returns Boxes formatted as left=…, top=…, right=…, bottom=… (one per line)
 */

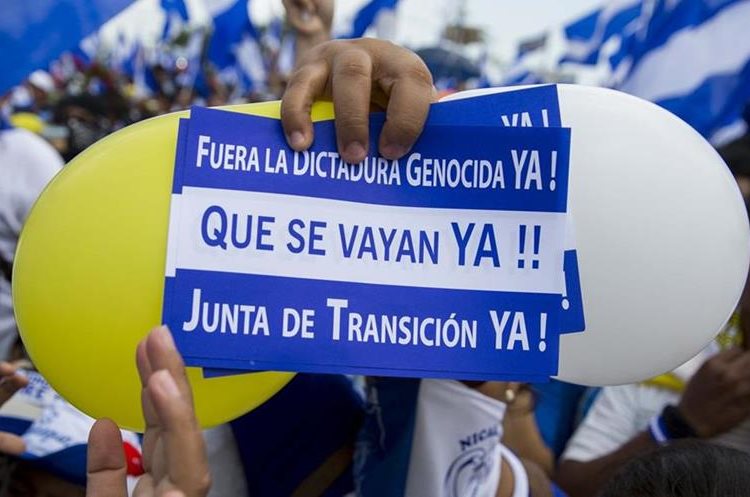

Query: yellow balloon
left=13, top=101, right=336, bottom=431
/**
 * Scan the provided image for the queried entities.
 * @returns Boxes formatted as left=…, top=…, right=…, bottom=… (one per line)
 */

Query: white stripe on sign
left=620, top=0, right=750, bottom=102
left=166, top=187, right=566, bottom=294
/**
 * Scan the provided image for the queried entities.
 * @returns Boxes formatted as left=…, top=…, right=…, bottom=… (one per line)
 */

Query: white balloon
left=444, top=85, right=750, bottom=385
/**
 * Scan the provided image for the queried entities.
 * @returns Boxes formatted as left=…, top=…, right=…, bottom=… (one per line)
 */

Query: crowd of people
left=3, top=1, right=750, bottom=496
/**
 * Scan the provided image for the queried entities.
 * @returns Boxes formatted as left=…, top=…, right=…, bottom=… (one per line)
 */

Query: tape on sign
left=444, top=85, right=750, bottom=385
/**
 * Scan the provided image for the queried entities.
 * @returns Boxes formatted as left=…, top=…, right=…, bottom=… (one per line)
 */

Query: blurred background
left=2, top=0, right=750, bottom=161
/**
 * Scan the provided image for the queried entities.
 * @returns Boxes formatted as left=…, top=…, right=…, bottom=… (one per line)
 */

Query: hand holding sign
left=281, top=38, right=436, bottom=163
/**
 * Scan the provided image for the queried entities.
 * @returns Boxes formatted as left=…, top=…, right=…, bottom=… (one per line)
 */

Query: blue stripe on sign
left=171, top=118, right=190, bottom=194
left=424, top=85, right=561, bottom=128
left=655, top=59, right=750, bottom=137
left=176, top=107, right=571, bottom=213
left=21, top=444, right=88, bottom=486
left=164, top=269, right=561, bottom=381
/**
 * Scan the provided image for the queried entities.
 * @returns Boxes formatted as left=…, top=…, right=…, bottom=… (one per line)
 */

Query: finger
left=0, top=364, right=28, bottom=405
left=148, top=370, right=211, bottom=496
left=136, top=336, right=154, bottom=387
left=330, top=48, right=373, bottom=163
left=0, top=432, right=25, bottom=455
left=281, top=61, right=329, bottom=152
left=86, top=419, right=128, bottom=497
left=378, top=73, right=434, bottom=160
left=137, top=332, right=160, bottom=474
left=145, top=326, right=192, bottom=403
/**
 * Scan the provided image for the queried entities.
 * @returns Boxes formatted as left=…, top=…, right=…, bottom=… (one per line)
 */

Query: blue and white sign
left=163, top=102, right=574, bottom=380
left=431, top=86, right=585, bottom=334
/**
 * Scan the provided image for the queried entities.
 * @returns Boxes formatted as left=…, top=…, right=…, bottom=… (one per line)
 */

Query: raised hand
left=86, top=326, right=210, bottom=497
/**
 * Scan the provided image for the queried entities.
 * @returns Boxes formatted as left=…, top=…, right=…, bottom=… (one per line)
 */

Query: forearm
left=555, top=431, right=656, bottom=497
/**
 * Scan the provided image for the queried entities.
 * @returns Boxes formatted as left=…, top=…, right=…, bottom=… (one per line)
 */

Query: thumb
left=86, top=419, right=128, bottom=497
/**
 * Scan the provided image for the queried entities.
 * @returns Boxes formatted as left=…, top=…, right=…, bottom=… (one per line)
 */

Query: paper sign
left=430, top=86, right=585, bottom=334
left=162, top=105, right=573, bottom=380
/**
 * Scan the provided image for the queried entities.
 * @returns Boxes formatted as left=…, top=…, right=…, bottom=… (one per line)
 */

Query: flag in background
left=559, top=0, right=642, bottom=65
left=340, top=0, right=400, bottom=39
left=206, top=0, right=266, bottom=92
left=161, top=0, right=191, bottom=40
left=612, top=0, right=750, bottom=140
left=0, top=0, right=132, bottom=93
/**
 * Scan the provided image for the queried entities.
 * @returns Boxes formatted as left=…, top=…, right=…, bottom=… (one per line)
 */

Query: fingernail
left=153, top=370, right=180, bottom=398
left=289, top=131, right=306, bottom=150
left=155, top=325, right=176, bottom=350
left=381, top=142, right=408, bottom=159
left=344, top=142, right=366, bottom=163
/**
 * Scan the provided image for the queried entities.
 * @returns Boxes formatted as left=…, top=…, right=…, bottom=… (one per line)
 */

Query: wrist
left=674, top=404, right=708, bottom=437
left=649, top=405, right=699, bottom=444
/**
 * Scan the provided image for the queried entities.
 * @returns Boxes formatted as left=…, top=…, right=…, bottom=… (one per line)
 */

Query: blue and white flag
left=559, top=0, right=642, bottom=66
left=0, top=0, right=132, bottom=93
left=613, top=0, right=750, bottom=139
left=161, top=0, right=191, bottom=40
left=340, top=0, right=400, bottom=39
left=206, top=0, right=266, bottom=92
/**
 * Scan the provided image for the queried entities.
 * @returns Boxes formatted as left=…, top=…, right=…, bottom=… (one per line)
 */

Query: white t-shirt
left=562, top=342, right=750, bottom=462
left=0, top=127, right=63, bottom=359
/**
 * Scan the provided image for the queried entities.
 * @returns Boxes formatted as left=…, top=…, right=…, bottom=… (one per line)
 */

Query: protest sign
left=163, top=106, right=573, bottom=380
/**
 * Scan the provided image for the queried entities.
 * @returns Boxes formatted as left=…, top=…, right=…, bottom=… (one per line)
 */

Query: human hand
left=678, top=347, right=750, bottom=437
left=281, top=38, right=435, bottom=164
left=0, top=360, right=30, bottom=455
left=283, top=0, right=334, bottom=37
left=86, top=326, right=210, bottom=497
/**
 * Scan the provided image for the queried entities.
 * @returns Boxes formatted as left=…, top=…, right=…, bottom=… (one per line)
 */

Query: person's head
left=600, top=440, right=750, bottom=497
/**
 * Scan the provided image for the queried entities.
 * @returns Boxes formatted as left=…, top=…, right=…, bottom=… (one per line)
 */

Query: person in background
left=599, top=440, right=750, bottom=497
left=0, top=100, right=63, bottom=361
left=284, top=0, right=334, bottom=63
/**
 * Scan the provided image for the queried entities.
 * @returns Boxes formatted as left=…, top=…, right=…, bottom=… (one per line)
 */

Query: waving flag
left=609, top=0, right=741, bottom=71
left=340, top=0, right=400, bottom=39
left=559, top=0, right=642, bottom=65
left=0, top=0, right=132, bottom=93
left=161, top=0, right=191, bottom=39
left=614, top=0, right=750, bottom=139
left=206, top=0, right=266, bottom=91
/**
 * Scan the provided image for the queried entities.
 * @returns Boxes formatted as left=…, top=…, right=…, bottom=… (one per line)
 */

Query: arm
left=555, top=431, right=656, bottom=497
left=0, top=360, right=30, bottom=455
left=554, top=385, right=657, bottom=497
left=557, top=348, right=750, bottom=497
left=501, top=388, right=555, bottom=476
